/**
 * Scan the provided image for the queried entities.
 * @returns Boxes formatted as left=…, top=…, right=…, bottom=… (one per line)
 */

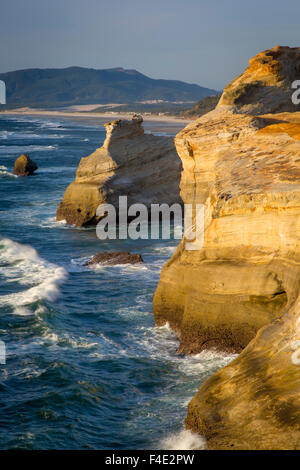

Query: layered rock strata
left=56, top=115, right=182, bottom=226
left=186, top=303, right=300, bottom=449
left=153, top=46, right=300, bottom=449
left=154, top=46, right=300, bottom=354
left=218, top=45, right=300, bottom=114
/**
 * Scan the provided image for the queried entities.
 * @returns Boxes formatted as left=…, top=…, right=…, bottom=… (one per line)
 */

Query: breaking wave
left=0, top=165, right=17, bottom=178
left=0, top=238, right=68, bottom=309
left=161, top=429, right=206, bottom=450
left=0, top=145, right=56, bottom=154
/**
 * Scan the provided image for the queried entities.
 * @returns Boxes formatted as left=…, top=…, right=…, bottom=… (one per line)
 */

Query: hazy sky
left=1, top=0, right=299, bottom=89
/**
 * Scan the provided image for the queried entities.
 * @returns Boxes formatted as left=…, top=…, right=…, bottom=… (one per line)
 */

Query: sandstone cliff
left=56, top=115, right=182, bottom=226
left=186, top=304, right=300, bottom=449
left=154, top=109, right=300, bottom=354
left=154, top=46, right=300, bottom=448
left=154, top=46, right=300, bottom=354
left=218, top=45, right=300, bottom=114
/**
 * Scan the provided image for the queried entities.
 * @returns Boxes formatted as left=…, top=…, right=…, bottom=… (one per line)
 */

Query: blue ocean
left=0, top=115, right=233, bottom=450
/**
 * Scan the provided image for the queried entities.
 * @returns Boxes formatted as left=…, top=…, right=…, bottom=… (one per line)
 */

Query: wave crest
left=0, top=238, right=68, bottom=309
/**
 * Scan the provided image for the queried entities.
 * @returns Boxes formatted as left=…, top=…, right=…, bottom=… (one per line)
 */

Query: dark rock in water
left=13, top=154, right=38, bottom=176
left=85, top=252, right=144, bottom=266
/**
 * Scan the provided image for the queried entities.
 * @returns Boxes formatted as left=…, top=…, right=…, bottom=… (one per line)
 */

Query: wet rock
left=13, top=154, right=38, bottom=176
left=84, top=251, right=144, bottom=266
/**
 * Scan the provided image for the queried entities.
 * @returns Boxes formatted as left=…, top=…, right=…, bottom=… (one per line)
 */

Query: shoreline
left=0, top=109, right=192, bottom=133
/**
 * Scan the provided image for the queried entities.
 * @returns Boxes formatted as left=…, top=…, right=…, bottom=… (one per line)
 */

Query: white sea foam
left=36, top=166, right=77, bottom=174
left=0, top=145, right=56, bottom=154
left=37, top=216, right=69, bottom=229
left=71, top=255, right=150, bottom=273
left=29, top=328, right=105, bottom=352
left=153, top=245, right=177, bottom=255
left=37, top=217, right=94, bottom=232
left=0, top=130, right=68, bottom=140
left=13, top=306, right=33, bottom=316
left=134, top=322, right=236, bottom=377
left=39, top=120, right=68, bottom=130
left=69, top=256, right=90, bottom=272
left=0, top=238, right=68, bottom=309
left=161, top=429, right=206, bottom=450
left=0, top=130, right=13, bottom=139
left=179, top=349, right=237, bottom=377
left=0, top=165, right=17, bottom=178
left=4, top=117, right=67, bottom=131
left=13, top=304, right=47, bottom=317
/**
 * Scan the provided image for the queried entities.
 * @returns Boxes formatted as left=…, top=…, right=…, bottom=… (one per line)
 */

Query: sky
left=0, top=0, right=300, bottom=90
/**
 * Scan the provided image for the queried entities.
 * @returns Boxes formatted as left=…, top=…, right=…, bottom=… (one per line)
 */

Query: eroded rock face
left=154, top=49, right=300, bottom=352
left=56, top=115, right=182, bottom=226
left=155, top=108, right=300, bottom=353
left=84, top=252, right=143, bottom=266
left=13, top=154, right=38, bottom=176
left=153, top=45, right=300, bottom=448
left=186, top=304, right=300, bottom=449
left=218, top=46, right=300, bottom=115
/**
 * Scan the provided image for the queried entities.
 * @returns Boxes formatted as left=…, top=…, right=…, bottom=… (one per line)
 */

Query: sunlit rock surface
left=57, top=115, right=182, bottom=226
left=218, top=45, right=300, bottom=114
left=13, top=154, right=38, bottom=176
left=154, top=46, right=300, bottom=448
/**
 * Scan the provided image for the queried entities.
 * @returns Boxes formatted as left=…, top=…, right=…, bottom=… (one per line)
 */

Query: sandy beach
left=0, top=108, right=192, bottom=133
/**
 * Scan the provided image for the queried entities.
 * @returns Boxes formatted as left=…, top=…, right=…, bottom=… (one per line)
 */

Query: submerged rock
left=13, top=154, right=38, bottom=176
left=84, top=252, right=144, bottom=266
left=56, top=114, right=182, bottom=226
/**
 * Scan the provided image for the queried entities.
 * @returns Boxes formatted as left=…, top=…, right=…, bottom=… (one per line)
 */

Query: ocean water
left=0, top=115, right=234, bottom=450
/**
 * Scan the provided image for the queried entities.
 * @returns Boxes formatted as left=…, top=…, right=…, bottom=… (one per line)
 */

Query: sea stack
left=56, top=115, right=182, bottom=226
left=13, top=154, right=38, bottom=176
left=153, top=46, right=300, bottom=448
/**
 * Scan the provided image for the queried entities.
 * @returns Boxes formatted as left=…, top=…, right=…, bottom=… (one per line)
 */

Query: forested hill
left=0, top=66, right=217, bottom=108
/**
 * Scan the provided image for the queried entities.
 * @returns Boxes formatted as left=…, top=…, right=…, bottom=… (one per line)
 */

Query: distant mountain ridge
left=0, top=66, right=217, bottom=108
